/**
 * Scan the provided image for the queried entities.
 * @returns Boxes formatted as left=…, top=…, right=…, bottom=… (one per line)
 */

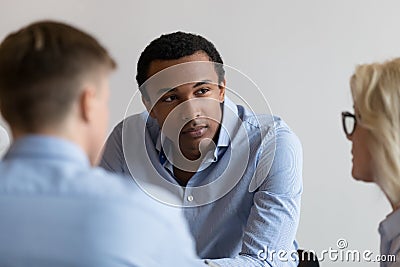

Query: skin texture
left=84, top=69, right=111, bottom=165
left=143, top=52, right=225, bottom=160
left=347, top=106, right=374, bottom=182
left=142, top=52, right=226, bottom=184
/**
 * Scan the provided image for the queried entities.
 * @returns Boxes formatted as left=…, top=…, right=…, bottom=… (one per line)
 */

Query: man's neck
left=169, top=124, right=222, bottom=186
left=172, top=166, right=195, bottom=186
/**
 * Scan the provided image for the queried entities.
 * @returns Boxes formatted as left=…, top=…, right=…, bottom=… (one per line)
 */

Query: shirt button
left=187, top=195, right=194, bottom=202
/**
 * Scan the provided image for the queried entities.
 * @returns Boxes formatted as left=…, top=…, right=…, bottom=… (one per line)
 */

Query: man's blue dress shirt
left=101, top=97, right=303, bottom=267
left=0, top=136, right=204, bottom=267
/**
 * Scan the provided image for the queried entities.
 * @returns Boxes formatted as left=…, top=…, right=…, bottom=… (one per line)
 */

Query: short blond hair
left=351, top=58, right=400, bottom=204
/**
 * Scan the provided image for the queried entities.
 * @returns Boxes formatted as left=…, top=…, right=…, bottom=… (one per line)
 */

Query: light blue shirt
left=101, top=98, right=303, bottom=267
left=379, top=209, right=400, bottom=267
left=0, top=136, right=204, bottom=267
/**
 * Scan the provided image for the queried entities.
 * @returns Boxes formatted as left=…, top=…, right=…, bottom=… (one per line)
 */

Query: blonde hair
left=351, top=58, right=400, bottom=205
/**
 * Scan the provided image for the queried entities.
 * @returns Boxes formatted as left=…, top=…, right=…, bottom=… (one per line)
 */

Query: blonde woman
left=342, top=58, right=400, bottom=266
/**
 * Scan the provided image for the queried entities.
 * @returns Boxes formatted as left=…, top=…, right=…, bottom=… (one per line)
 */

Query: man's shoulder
left=74, top=167, right=138, bottom=197
left=85, top=168, right=182, bottom=210
left=110, top=111, right=159, bottom=138
left=0, top=160, right=177, bottom=219
left=113, top=111, right=156, bottom=128
left=236, top=105, right=293, bottom=138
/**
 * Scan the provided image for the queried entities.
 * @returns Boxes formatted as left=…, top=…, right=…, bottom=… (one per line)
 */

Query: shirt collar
left=4, top=135, right=90, bottom=167
left=217, top=96, right=238, bottom=148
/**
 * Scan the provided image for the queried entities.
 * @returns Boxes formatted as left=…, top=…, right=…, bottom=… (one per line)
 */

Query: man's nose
left=179, top=99, right=201, bottom=121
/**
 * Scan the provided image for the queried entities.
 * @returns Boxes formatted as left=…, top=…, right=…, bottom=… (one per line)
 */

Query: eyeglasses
left=341, top=111, right=357, bottom=136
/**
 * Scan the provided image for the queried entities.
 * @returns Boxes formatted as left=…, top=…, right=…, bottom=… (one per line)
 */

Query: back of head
left=351, top=58, right=400, bottom=204
left=0, top=21, right=116, bottom=133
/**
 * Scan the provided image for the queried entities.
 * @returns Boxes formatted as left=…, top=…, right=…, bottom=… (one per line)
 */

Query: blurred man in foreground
left=0, top=21, right=204, bottom=267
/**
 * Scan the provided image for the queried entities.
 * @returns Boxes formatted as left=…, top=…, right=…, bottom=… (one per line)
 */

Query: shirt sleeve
left=99, top=122, right=126, bottom=174
left=207, top=122, right=303, bottom=267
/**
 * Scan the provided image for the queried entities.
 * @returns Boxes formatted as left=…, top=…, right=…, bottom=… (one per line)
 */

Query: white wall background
left=1, top=0, right=398, bottom=265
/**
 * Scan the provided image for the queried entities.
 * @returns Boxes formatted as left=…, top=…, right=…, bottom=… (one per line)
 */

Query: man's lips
left=182, top=125, right=207, bottom=133
left=181, top=125, right=208, bottom=138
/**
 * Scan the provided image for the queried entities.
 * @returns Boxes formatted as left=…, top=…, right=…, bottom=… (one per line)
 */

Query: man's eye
left=195, top=88, right=210, bottom=95
left=162, top=95, right=177, bottom=102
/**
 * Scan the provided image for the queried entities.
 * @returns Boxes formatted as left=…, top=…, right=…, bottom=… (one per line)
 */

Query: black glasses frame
left=341, top=111, right=357, bottom=136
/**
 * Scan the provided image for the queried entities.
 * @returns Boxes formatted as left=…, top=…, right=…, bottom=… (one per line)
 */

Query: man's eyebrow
left=193, top=80, right=213, bottom=88
left=157, top=87, right=177, bottom=95
left=156, top=80, right=214, bottom=94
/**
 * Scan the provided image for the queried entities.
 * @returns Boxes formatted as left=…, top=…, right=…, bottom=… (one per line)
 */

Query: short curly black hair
left=136, top=31, right=225, bottom=97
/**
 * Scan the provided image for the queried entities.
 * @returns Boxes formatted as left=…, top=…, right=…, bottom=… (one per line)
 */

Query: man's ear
left=218, top=79, right=226, bottom=103
left=80, top=86, right=97, bottom=123
left=141, top=95, right=156, bottom=118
